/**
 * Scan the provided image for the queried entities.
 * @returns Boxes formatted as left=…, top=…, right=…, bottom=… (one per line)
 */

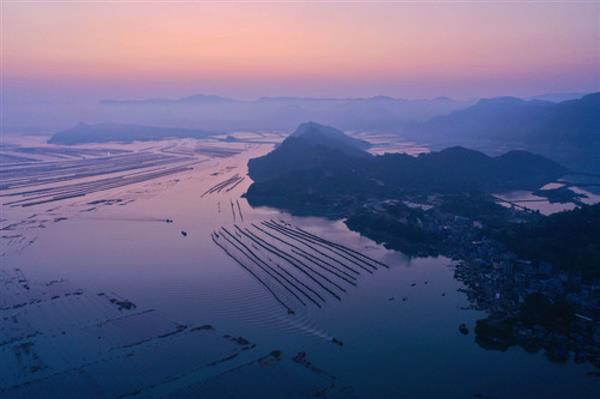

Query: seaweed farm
left=1, top=152, right=200, bottom=207
left=4, top=1, right=599, bottom=396
left=0, top=136, right=251, bottom=256
left=201, top=174, right=245, bottom=197
left=1, top=135, right=599, bottom=398
left=0, top=266, right=350, bottom=398
left=0, top=268, right=257, bottom=398
left=212, top=220, right=389, bottom=315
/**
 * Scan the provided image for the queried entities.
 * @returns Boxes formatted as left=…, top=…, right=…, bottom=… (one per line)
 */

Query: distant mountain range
left=100, top=94, right=237, bottom=106
left=101, top=94, right=460, bottom=106
left=93, top=94, right=472, bottom=132
left=49, top=123, right=214, bottom=144
left=527, top=92, right=588, bottom=102
left=408, top=92, right=600, bottom=173
left=247, top=122, right=566, bottom=205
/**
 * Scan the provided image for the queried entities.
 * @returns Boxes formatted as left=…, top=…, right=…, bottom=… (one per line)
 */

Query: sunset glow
left=3, top=2, right=599, bottom=99
left=2, top=3, right=600, bottom=398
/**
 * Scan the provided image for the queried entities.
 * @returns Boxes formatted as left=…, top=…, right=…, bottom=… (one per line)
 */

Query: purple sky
left=2, top=2, right=599, bottom=102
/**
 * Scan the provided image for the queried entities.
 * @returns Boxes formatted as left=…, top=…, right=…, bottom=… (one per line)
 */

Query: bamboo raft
left=201, top=174, right=245, bottom=197
left=211, top=220, right=389, bottom=314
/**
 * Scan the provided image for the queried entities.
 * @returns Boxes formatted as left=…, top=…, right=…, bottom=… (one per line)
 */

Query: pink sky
left=2, top=1, right=599, bottom=100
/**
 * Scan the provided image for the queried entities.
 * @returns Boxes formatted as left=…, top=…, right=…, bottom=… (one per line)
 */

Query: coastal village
left=360, top=197, right=600, bottom=370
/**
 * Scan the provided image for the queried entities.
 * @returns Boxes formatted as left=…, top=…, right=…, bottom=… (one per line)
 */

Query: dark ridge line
left=289, top=222, right=390, bottom=269
left=235, top=225, right=344, bottom=300
left=211, top=233, right=294, bottom=315
left=219, top=227, right=321, bottom=308
left=261, top=221, right=364, bottom=275
left=263, top=221, right=374, bottom=274
left=251, top=223, right=357, bottom=284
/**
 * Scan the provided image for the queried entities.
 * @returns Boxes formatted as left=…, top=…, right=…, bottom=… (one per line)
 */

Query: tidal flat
left=1, top=134, right=599, bottom=398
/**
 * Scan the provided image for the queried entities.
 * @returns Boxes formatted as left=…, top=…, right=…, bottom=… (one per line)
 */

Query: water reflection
left=1, top=137, right=599, bottom=398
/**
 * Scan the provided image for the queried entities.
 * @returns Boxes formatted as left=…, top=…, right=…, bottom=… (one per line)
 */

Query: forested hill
left=408, top=92, right=600, bottom=173
left=247, top=122, right=566, bottom=197
left=498, top=203, right=600, bottom=278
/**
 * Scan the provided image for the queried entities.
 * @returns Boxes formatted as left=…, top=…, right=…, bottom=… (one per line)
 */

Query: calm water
left=1, top=138, right=599, bottom=398
left=494, top=183, right=600, bottom=216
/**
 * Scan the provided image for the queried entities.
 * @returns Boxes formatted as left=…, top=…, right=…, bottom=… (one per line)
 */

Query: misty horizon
left=1, top=2, right=600, bottom=399
left=4, top=87, right=597, bottom=106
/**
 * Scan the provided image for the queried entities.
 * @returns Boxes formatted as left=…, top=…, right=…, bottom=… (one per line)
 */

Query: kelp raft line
left=201, top=174, right=244, bottom=197
left=211, top=233, right=295, bottom=315
left=236, top=200, right=244, bottom=222
left=267, top=220, right=388, bottom=270
left=230, top=199, right=237, bottom=223
left=211, top=220, right=390, bottom=314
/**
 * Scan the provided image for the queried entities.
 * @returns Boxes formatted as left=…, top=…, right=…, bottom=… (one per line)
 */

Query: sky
left=2, top=1, right=599, bottom=102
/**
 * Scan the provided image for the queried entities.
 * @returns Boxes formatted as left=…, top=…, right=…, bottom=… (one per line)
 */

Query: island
left=245, top=121, right=600, bottom=368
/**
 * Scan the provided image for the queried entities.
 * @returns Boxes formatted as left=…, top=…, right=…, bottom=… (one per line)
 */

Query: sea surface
left=1, top=134, right=599, bottom=398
